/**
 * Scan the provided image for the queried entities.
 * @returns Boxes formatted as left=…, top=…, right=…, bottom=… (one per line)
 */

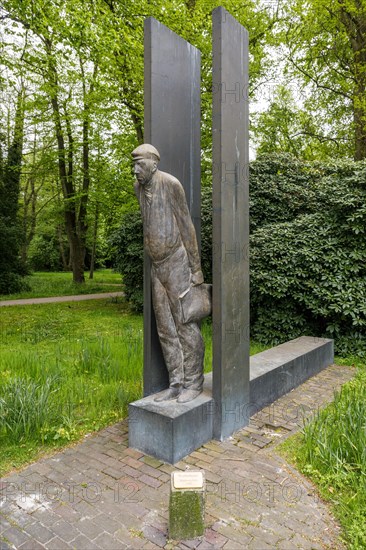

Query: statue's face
left=134, top=159, right=157, bottom=185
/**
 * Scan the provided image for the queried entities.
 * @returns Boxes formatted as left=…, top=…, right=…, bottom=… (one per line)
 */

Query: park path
left=0, top=363, right=354, bottom=550
left=0, top=292, right=124, bottom=307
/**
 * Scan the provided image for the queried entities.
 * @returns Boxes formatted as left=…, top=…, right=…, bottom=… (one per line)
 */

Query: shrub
left=28, top=234, right=64, bottom=271
left=249, top=153, right=321, bottom=230
left=110, top=211, right=144, bottom=311
left=250, top=159, right=366, bottom=355
left=0, top=217, right=27, bottom=294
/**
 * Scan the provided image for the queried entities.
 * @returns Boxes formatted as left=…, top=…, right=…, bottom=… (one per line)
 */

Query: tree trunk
left=131, top=111, right=144, bottom=144
left=4, top=88, right=25, bottom=220
left=89, top=202, right=99, bottom=279
left=21, top=132, right=38, bottom=265
left=340, top=4, right=366, bottom=160
left=57, top=225, right=68, bottom=271
left=353, top=50, right=366, bottom=161
left=354, top=98, right=366, bottom=161
left=45, top=37, right=86, bottom=283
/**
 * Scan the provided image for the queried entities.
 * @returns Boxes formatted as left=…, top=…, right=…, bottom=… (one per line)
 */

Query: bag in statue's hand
left=179, top=283, right=212, bottom=324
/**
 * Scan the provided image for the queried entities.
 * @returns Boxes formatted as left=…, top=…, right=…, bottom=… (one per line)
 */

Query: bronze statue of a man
left=132, top=143, right=205, bottom=403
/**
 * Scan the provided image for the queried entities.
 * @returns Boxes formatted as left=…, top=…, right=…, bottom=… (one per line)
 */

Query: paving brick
left=121, top=465, right=141, bottom=479
left=123, top=448, right=144, bottom=460
left=70, top=533, right=101, bottom=549
left=247, top=539, right=273, bottom=549
left=121, top=502, right=149, bottom=519
left=50, top=519, right=80, bottom=542
left=243, top=525, right=280, bottom=546
left=102, top=448, right=122, bottom=460
left=92, top=512, right=120, bottom=534
left=75, top=518, right=103, bottom=540
left=2, top=527, right=30, bottom=548
left=290, top=532, right=319, bottom=549
left=222, top=540, right=244, bottom=549
left=171, top=461, right=188, bottom=471
left=276, top=539, right=301, bottom=550
left=139, top=464, right=163, bottom=479
left=0, top=517, right=12, bottom=534
left=102, top=467, right=123, bottom=480
left=190, top=451, right=214, bottom=464
left=202, top=442, right=225, bottom=454
left=23, top=521, right=54, bottom=544
left=213, top=524, right=252, bottom=546
left=93, top=530, right=127, bottom=548
left=142, top=525, right=167, bottom=548
left=18, top=540, right=44, bottom=550
left=71, top=498, right=99, bottom=519
left=204, top=471, right=222, bottom=485
left=139, top=475, right=162, bottom=489
left=29, top=507, right=60, bottom=527
left=158, top=473, right=170, bottom=483
left=104, top=456, right=124, bottom=469
left=142, top=542, right=162, bottom=549
left=141, top=456, right=163, bottom=469
left=178, top=537, right=204, bottom=549
left=114, top=527, right=145, bottom=547
left=158, top=464, right=176, bottom=475
left=203, top=528, right=228, bottom=547
left=205, top=450, right=223, bottom=460
left=121, top=456, right=143, bottom=470
left=196, top=542, right=216, bottom=549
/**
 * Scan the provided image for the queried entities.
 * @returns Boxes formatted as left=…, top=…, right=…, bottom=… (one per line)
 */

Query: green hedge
left=250, top=157, right=366, bottom=356
left=110, top=211, right=144, bottom=312
left=0, top=216, right=26, bottom=294
left=114, top=155, right=366, bottom=356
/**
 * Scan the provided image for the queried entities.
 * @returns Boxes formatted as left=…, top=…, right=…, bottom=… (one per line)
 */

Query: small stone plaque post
left=169, top=471, right=205, bottom=540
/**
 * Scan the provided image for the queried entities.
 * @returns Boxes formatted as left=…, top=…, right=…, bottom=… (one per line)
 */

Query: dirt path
left=0, top=292, right=124, bottom=307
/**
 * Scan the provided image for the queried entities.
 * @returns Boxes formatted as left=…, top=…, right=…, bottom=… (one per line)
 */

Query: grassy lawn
left=0, top=297, right=140, bottom=476
left=0, top=296, right=268, bottom=476
left=278, top=355, right=366, bottom=550
left=0, top=269, right=123, bottom=301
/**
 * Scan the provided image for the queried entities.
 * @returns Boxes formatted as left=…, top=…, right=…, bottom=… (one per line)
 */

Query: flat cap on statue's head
left=131, top=144, right=160, bottom=162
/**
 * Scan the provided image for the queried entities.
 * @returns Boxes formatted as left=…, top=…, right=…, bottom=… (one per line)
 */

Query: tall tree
left=0, top=85, right=26, bottom=293
left=253, top=84, right=348, bottom=159
left=282, top=0, right=366, bottom=160
left=2, top=0, right=107, bottom=282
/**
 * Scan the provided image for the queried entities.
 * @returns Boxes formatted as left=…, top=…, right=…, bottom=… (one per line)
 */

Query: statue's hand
left=191, top=270, right=204, bottom=286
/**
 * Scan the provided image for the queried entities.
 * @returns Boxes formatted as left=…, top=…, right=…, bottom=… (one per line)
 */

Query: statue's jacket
left=134, top=170, right=201, bottom=275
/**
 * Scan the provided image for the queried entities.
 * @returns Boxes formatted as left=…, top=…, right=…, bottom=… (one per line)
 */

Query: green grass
left=0, top=300, right=268, bottom=476
left=279, top=363, right=366, bottom=550
left=0, top=269, right=123, bottom=301
left=0, top=297, right=140, bottom=475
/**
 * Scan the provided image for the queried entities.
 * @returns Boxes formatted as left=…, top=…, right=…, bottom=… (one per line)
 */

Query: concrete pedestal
left=249, top=336, right=334, bottom=415
left=129, top=337, right=334, bottom=463
left=128, top=389, right=214, bottom=464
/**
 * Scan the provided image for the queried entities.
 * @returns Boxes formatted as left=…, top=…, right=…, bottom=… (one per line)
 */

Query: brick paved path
left=0, top=364, right=354, bottom=549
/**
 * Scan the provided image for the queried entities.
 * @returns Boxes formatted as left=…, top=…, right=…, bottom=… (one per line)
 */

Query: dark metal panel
left=212, top=7, right=250, bottom=439
left=143, top=18, right=201, bottom=396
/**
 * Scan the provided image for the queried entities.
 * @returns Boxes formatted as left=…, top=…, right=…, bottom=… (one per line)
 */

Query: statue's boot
left=154, top=386, right=181, bottom=402
left=177, top=388, right=202, bottom=403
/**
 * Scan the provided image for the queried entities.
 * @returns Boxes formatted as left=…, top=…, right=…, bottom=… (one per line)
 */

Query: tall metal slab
left=143, top=18, right=201, bottom=396
left=212, top=7, right=250, bottom=439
